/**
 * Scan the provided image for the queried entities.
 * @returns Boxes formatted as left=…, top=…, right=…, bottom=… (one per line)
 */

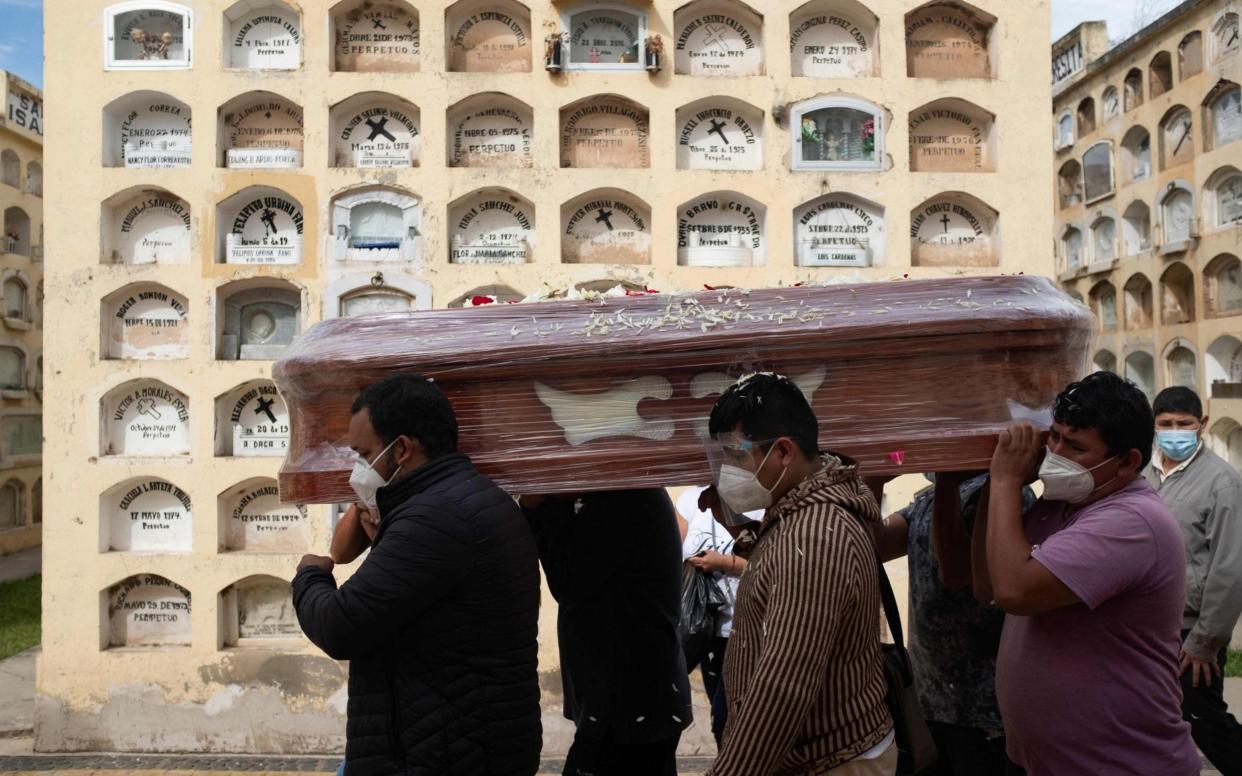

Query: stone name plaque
left=451, top=194, right=534, bottom=265
left=910, top=198, right=996, bottom=267
left=108, top=285, right=189, bottom=359
left=909, top=104, right=990, bottom=172
left=789, top=11, right=874, bottom=77
left=223, top=481, right=307, bottom=552
left=120, top=100, right=192, bottom=168
left=675, top=6, right=763, bottom=76
left=334, top=2, right=420, bottom=72
left=112, top=193, right=191, bottom=265
left=230, top=9, right=302, bottom=70
left=448, top=4, right=531, bottom=72
left=795, top=197, right=884, bottom=267
left=563, top=195, right=651, bottom=264
left=336, top=102, right=420, bottom=168
left=449, top=101, right=533, bottom=168
left=224, top=99, right=303, bottom=169
left=109, top=575, right=191, bottom=647
left=108, top=479, right=193, bottom=552
left=225, top=194, right=304, bottom=264
left=677, top=193, right=763, bottom=267
left=237, top=578, right=300, bottom=639
left=229, top=383, right=289, bottom=456
left=906, top=7, right=991, bottom=79
left=677, top=103, right=762, bottom=170
left=105, top=382, right=190, bottom=456
left=560, top=99, right=649, bottom=168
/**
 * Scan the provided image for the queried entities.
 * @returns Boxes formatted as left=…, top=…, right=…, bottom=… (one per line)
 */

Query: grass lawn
left=1229, top=649, right=1242, bottom=679
left=0, top=574, right=39, bottom=661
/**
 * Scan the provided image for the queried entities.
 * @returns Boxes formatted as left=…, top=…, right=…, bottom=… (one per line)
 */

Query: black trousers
left=686, top=635, right=729, bottom=748
left=1181, top=634, right=1242, bottom=776
left=918, top=721, right=1012, bottom=776
left=563, top=729, right=680, bottom=776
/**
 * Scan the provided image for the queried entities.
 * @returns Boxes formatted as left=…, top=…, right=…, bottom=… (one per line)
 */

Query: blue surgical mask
left=1157, top=430, right=1199, bottom=462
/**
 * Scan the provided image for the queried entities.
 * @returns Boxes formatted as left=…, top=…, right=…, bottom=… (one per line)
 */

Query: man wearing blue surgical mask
left=1144, top=386, right=1242, bottom=776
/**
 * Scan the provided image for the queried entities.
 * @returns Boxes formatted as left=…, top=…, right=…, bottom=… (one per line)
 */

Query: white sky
left=1051, top=0, right=1184, bottom=42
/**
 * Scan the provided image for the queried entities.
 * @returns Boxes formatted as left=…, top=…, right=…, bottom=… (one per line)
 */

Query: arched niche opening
left=1089, top=210, right=1117, bottom=263
left=330, top=92, right=421, bottom=169
left=1212, top=12, right=1240, bottom=63
left=1160, top=105, right=1194, bottom=169
left=101, top=91, right=192, bottom=168
left=1102, top=87, right=1120, bottom=122
left=0, top=342, right=29, bottom=394
left=908, top=98, right=995, bottom=172
left=325, top=272, right=432, bottom=318
left=223, top=0, right=302, bottom=70
left=449, top=189, right=535, bottom=265
left=220, top=575, right=300, bottom=646
left=1077, top=97, right=1096, bottom=136
left=909, top=192, right=998, bottom=268
left=101, top=283, right=189, bottom=360
left=216, top=186, right=304, bottom=265
left=104, top=575, right=191, bottom=648
left=1061, top=225, right=1083, bottom=272
left=676, top=96, right=764, bottom=170
left=0, top=479, right=20, bottom=529
left=1206, top=81, right=1242, bottom=151
left=104, top=1, right=193, bottom=69
left=1089, top=280, right=1117, bottom=331
left=1180, top=31, right=1204, bottom=79
left=1122, top=273, right=1153, bottom=331
left=793, top=192, right=885, bottom=267
left=331, top=0, right=421, bottom=72
left=447, top=93, right=534, bottom=168
left=1057, top=160, right=1083, bottom=209
left=673, top=0, right=764, bottom=76
left=561, top=189, right=652, bottom=265
left=215, top=279, right=303, bottom=361
left=791, top=95, right=885, bottom=171
left=1121, top=125, right=1151, bottom=182
left=1206, top=335, right=1242, bottom=395
left=215, top=380, right=288, bottom=457
left=789, top=0, right=878, bottom=77
left=1206, top=165, right=1242, bottom=228
left=1159, top=261, right=1196, bottom=325
left=560, top=2, right=649, bottom=71
left=445, top=0, right=532, bottom=72
left=1, top=271, right=31, bottom=325
left=676, top=191, right=766, bottom=267
left=24, top=162, right=40, bottom=198
left=1124, top=69, right=1144, bottom=112
left=218, top=92, right=303, bottom=169
left=0, top=151, right=16, bottom=188
left=101, top=187, right=192, bottom=265
left=218, top=479, right=308, bottom=553
left=2, top=208, right=30, bottom=257
left=904, top=0, right=995, bottom=79
left=1204, top=253, right=1242, bottom=317
left=1124, top=350, right=1156, bottom=399
left=100, top=478, right=192, bottom=553
left=1093, top=349, right=1117, bottom=374
left=0, top=414, right=38, bottom=461
left=447, top=284, right=525, bottom=308
left=101, top=379, right=190, bottom=457
left=1150, top=51, right=1173, bottom=98
left=329, top=185, right=422, bottom=263
left=1159, top=183, right=1196, bottom=249
left=1209, top=418, right=1242, bottom=469
left=1163, top=338, right=1198, bottom=390
left=560, top=95, right=650, bottom=168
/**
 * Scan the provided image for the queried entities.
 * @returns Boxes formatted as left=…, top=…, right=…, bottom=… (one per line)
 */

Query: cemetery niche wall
left=677, top=191, right=765, bottom=267
left=219, top=93, right=304, bottom=169
left=449, top=188, right=535, bottom=265
left=788, top=0, right=879, bottom=78
left=102, top=187, right=192, bottom=265
left=561, top=189, right=652, bottom=264
left=219, top=479, right=307, bottom=553
left=101, top=283, right=189, bottom=360
left=330, top=93, right=420, bottom=168
left=215, top=280, right=302, bottom=361
left=446, top=0, right=532, bottom=72
left=331, top=0, right=420, bottom=72
left=673, top=0, right=764, bottom=76
left=220, top=575, right=300, bottom=645
left=909, top=192, right=999, bottom=267
left=328, top=186, right=421, bottom=263
left=904, top=1, right=996, bottom=79
left=794, top=193, right=886, bottom=267
left=102, top=92, right=192, bottom=168
left=101, top=379, right=190, bottom=456
left=224, top=0, right=302, bottom=70
left=105, top=574, right=191, bottom=648
left=216, top=380, right=289, bottom=457
left=104, top=1, right=192, bottom=69
left=560, top=95, right=650, bottom=168
left=217, top=187, right=304, bottom=265
left=908, top=98, right=995, bottom=172
left=676, top=97, right=763, bottom=170
left=101, top=478, right=193, bottom=553
left=447, top=93, right=534, bottom=168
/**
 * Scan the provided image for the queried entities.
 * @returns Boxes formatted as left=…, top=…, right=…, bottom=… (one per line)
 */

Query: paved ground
left=0, top=547, right=39, bottom=585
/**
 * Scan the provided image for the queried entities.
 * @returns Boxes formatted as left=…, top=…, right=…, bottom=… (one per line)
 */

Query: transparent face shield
left=703, top=432, right=778, bottom=526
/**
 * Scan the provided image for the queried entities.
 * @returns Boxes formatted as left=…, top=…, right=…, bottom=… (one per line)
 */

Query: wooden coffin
left=273, top=276, right=1093, bottom=504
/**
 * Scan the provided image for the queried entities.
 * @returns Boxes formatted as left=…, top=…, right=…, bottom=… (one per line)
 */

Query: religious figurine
left=128, top=27, right=172, bottom=60
left=544, top=32, right=564, bottom=72
left=644, top=34, right=664, bottom=72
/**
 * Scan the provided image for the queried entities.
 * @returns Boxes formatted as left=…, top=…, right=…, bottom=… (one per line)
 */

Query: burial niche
left=789, top=0, right=878, bottom=78
left=1207, top=335, right=1242, bottom=390
left=909, top=192, right=998, bottom=268
left=1160, top=106, right=1194, bottom=169
left=676, top=97, right=763, bottom=171
left=221, top=576, right=300, bottom=645
left=561, top=189, right=652, bottom=264
left=101, top=380, right=190, bottom=457
left=1125, top=351, right=1156, bottom=398
left=560, top=95, right=649, bottom=168
left=102, top=92, right=192, bottom=168
left=216, top=380, right=289, bottom=456
left=562, top=3, right=646, bottom=70
left=447, top=93, right=534, bottom=168
left=104, top=2, right=193, bottom=69
left=448, top=284, right=525, bottom=307
left=102, top=187, right=192, bottom=265
left=331, top=93, right=421, bottom=169
left=220, top=479, right=308, bottom=553
left=677, top=191, right=765, bottom=267
left=224, top=0, right=302, bottom=70
left=908, top=98, right=995, bottom=172
left=331, top=0, right=421, bottom=72
left=446, top=0, right=532, bottom=72
left=327, top=273, right=430, bottom=317
left=102, top=283, right=189, bottom=360
left=217, top=187, right=304, bottom=265
left=216, top=280, right=302, bottom=360
left=905, top=1, right=995, bottom=79
left=329, top=186, right=421, bottom=263
left=674, top=0, right=764, bottom=76
left=791, top=96, right=884, bottom=171
left=102, top=478, right=192, bottom=553
left=793, top=193, right=885, bottom=267
left=106, top=575, right=191, bottom=647
left=219, top=92, right=303, bottom=169
left=449, top=189, right=535, bottom=265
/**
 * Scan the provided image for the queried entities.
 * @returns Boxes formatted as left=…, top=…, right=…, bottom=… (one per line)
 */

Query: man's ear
left=1121, top=448, right=1144, bottom=476
left=1200, top=415, right=1210, bottom=433
left=395, top=435, right=423, bottom=467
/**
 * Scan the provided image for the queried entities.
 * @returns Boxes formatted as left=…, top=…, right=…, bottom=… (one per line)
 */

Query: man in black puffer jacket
left=293, top=375, right=542, bottom=776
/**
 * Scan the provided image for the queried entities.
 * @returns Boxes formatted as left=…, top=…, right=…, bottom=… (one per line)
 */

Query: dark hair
left=1152, top=386, right=1203, bottom=419
left=707, top=373, right=820, bottom=458
left=351, top=374, right=458, bottom=458
left=1052, top=371, right=1154, bottom=468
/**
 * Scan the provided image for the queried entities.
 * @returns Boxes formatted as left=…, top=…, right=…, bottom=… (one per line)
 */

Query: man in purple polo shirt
left=972, top=372, right=1199, bottom=776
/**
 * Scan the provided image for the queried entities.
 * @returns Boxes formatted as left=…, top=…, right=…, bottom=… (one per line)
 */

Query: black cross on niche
left=595, top=209, right=615, bottom=230
left=254, top=397, right=278, bottom=424
left=940, top=214, right=952, bottom=233
left=707, top=118, right=730, bottom=145
left=371, top=15, right=387, bottom=30
left=260, top=208, right=279, bottom=236
left=366, top=117, right=397, bottom=142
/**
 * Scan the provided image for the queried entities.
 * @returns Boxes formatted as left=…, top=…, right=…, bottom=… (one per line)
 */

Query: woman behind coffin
left=292, top=375, right=542, bottom=776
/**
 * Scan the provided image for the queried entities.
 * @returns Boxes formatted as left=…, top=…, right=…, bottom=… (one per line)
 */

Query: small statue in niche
left=544, top=32, right=564, bottom=72
left=128, top=28, right=173, bottom=59
left=644, top=34, right=663, bottom=72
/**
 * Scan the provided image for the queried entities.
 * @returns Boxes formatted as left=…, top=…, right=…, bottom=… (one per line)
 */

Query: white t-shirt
left=676, top=487, right=751, bottom=638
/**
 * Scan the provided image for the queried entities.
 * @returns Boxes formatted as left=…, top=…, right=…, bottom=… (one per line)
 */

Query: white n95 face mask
left=349, top=439, right=399, bottom=510
left=1038, top=450, right=1116, bottom=504
left=716, top=444, right=787, bottom=514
